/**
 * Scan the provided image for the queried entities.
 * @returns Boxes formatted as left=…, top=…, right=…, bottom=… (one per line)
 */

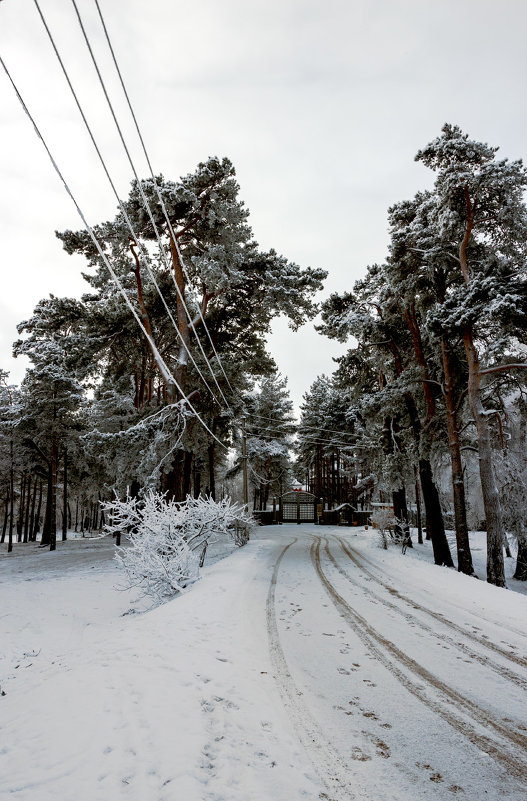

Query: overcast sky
left=1, top=0, right=526, bottom=411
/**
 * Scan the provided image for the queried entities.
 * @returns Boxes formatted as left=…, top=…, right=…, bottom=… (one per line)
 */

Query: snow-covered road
left=1, top=526, right=527, bottom=800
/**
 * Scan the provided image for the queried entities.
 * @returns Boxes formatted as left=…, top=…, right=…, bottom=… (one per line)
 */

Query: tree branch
left=479, top=363, right=527, bottom=376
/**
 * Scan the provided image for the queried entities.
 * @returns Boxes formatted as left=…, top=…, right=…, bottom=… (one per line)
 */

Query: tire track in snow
left=330, top=535, right=527, bottom=691
left=312, top=537, right=527, bottom=780
left=266, top=537, right=361, bottom=801
left=338, top=537, right=527, bottom=670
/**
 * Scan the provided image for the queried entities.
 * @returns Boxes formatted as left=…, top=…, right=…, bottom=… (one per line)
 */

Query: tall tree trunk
left=8, top=445, right=14, bottom=553
left=401, top=392, right=452, bottom=564
left=414, top=468, right=423, bottom=545
left=23, top=474, right=32, bottom=543
left=392, top=486, right=411, bottom=545
left=163, top=450, right=185, bottom=501
left=183, top=451, right=193, bottom=499
left=32, top=480, right=43, bottom=541
left=513, top=525, right=527, bottom=580
left=62, top=449, right=68, bottom=541
left=441, top=340, right=474, bottom=575
left=208, top=442, right=216, bottom=501
left=1, top=493, right=8, bottom=544
left=387, top=341, right=452, bottom=566
left=193, top=464, right=201, bottom=499
left=41, top=464, right=52, bottom=546
left=17, top=473, right=26, bottom=543
left=464, top=326, right=505, bottom=585
left=418, top=457, right=453, bottom=565
left=169, top=233, right=191, bottom=390
left=49, top=442, right=58, bottom=552
left=459, top=190, right=505, bottom=587
left=28, top=476, right=37, bottom=543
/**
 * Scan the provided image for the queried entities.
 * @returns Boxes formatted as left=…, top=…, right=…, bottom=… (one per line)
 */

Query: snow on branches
left=104, top=493, right=253, bottom=605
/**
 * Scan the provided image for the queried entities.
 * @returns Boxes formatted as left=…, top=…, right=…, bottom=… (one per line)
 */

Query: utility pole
left=241, top=417, right=249, bottom=511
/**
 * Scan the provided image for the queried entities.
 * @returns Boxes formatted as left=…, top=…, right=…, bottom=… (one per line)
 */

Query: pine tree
left=17, top=341, right=84, bottom=551
left=416, top=124, right=527, bottom=586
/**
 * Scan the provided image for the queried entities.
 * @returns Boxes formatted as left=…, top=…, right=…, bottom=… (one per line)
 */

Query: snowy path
left=1, top=526, right=527, bottom=800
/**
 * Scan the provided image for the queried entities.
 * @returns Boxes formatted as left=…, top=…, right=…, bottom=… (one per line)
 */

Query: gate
left=279, top=490, right=318, bottom=524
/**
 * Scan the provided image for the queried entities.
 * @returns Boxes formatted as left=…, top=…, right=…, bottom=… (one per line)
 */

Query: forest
left=1, top=124, right=527, bottom=590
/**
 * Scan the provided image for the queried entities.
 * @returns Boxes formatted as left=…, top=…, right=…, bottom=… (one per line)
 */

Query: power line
left=33, top=0, right=225, bottom=410
left=245, top=411, right=360, bottom=439
left=245, top=424, right=370, bottom=451
left=91, top=0, right=235, bottom=399
left=0, top=53, right=227, bottom=452
left=72, top=0, right=231, bottom=410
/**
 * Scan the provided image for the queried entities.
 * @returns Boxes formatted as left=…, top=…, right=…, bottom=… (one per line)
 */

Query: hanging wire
left=70, top=0, right=231, bottom=409
left=245, top=424, right=368, bottom=451
left=246, top=411, right=359, bottom=438
left=91, top=0, right=235, bottom=397
left=248, top=465, right=271, bottom=485
left=32, top=0, right=224, bottom=409
left=0, top=53, right=227, bottom=451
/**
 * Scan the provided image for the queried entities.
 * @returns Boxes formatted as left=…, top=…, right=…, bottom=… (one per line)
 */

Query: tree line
left=2, top=128, right=527, bottom=590
left=0, top=157, right=325, bottom=551
left=296, top=125, right=527, bottom=587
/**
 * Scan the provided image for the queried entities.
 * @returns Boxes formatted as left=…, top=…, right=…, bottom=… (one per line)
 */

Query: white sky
left=1, top=0, right=526, bottom=411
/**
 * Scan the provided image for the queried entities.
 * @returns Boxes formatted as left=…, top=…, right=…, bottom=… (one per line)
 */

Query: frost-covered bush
left=370, top=507, right=395, bottom=550
left=104, top=492, right=253, bottom=604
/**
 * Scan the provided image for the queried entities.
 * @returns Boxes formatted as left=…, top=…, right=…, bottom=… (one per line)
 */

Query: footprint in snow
left=374, top=738, right=390, bottom=758
left=351, top=746, right=371, bottom=762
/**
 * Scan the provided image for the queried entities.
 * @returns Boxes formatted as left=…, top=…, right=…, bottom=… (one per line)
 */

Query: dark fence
left=253, top=510, right=277, bottom=526
left=318, top=508, right=372, bottom=527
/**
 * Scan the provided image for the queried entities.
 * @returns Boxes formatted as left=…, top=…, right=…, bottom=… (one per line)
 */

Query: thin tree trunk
left=183, top=451, right=193, bottom=499
left=392, top=486, right=411, bottom=545
left=459, top=190, right=505, bottom=587
left=28, top=477, right=37, bottom=540
left=32, top=480, right=43, bottom=541
left=7, top=440, right=15, bottom=553
left=404, top=396, right=452, bottom=564
left=387, top=342, right=452, bottom=566
left=1, top=493, right=8, bottom=544
left=169, top=233, right=191, bottom=390
left=49, top=442, right=58, bottom=552
left=24, top=475, right=32, bottom=543
left=8, top=447, right=14, bottom=553
left=414, top=468, right=423, bottom=545
left=441, top=340, right=474, bottom=574
left=41, top=464, right=52, bottom=546
left=513, top=526, right=527, bottom=580
left=62, top=449, right=68, bottom=541
left=208, top=442, right=216, bottom=501
left=463, top=327, right=505, bottom=585
left=17, top=473, right=26, bottom=543
left=193, top=465, right=201, bottom=499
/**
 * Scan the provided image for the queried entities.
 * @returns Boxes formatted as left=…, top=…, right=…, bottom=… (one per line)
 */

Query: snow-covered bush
left=104, top=493, right=253, bottom=604
left=370, top=507, right=395, bottom=550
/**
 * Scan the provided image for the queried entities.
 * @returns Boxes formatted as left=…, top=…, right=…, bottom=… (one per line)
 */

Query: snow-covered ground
left=1, top=526, right=526, bottom=800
